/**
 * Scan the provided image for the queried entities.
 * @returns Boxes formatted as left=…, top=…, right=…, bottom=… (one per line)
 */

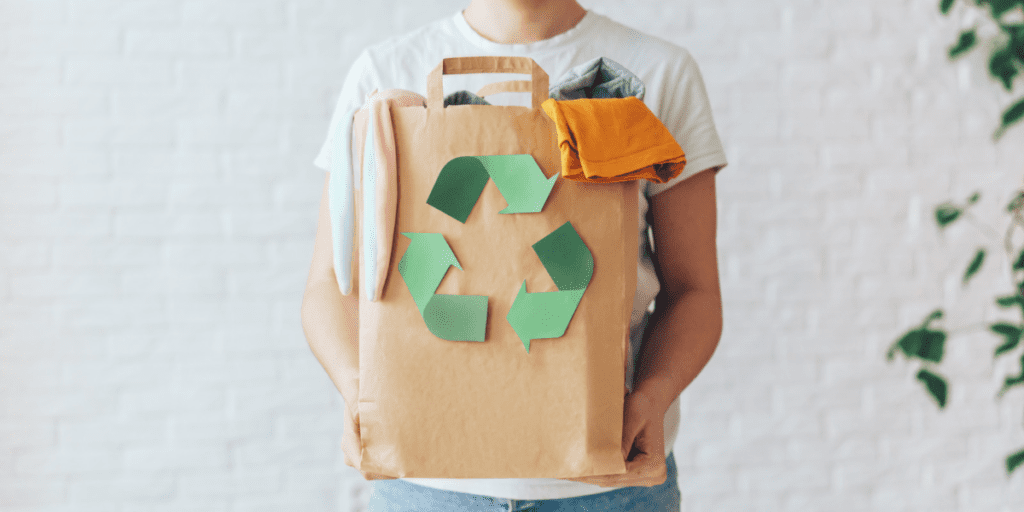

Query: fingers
left=622, top=423, right=644, bottom=460
left=624, top=452, right=668, bottom=487
left=361, top=471, right=397, bottom=481
left=565, top=474, right=622, bottom=487
left=621, top=407, right=646, bottom=459
left=621, top=422, right=668, bottom=487
left=566, top=449, right=668, bottom=488
left=629, top=464, right=668, bottom=487
left=572, top=391, right=670, bottom=488
left=568, top=466, right=666, bottom=487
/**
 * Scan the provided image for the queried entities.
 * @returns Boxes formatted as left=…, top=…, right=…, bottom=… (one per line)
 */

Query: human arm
left=575, top=167, right=724, bottom=487
left=627, top=166, right=724, bottom=482
left=300, top=175, right=362, bottom=449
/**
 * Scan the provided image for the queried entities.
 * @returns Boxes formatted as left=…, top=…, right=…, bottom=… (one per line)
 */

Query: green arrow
left=398, top=233, right=460, bottom=311
left=425, top=157, right=489, bottom=224
left=427, top=155, right=557, bottom=223
left=398, top=233, right=488, bottom=342
left=530, top=221, right=594, bottom=290
left=476, top=155, right=558, bottom=214
left=506, top=222, right=593, bottom=352
left=507, top=284, right=585, bottom=352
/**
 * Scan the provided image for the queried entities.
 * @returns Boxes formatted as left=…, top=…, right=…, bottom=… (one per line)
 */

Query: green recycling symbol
left=397, top=154, right=593, bottom=352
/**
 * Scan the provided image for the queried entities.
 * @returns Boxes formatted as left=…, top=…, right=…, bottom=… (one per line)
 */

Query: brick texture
left=2, top=0, right=1024, bottom=510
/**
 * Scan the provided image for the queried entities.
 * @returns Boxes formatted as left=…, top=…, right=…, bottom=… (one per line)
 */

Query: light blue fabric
left=329, top=106, right=360, bottom=296
left=548, top=56, right=645, bottom=101
left=362, top=110, right=380, bottom=301
left=368, top=454, right=680, bottom=511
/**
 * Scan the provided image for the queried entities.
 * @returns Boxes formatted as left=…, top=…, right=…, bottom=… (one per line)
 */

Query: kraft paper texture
left=349, top=57, right=639, bottom=479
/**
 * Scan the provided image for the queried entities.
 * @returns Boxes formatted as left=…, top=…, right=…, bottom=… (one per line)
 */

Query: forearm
left=632, top=287, right=723, bottom=415
left=301, top=175, right=361, bottom=411
left=301, top=279, right=360, bottom=410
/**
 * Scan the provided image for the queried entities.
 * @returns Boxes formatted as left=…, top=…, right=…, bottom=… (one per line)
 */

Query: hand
left=361, top=470, right=398, bottom=481
left=569, top=389, right=668, bottom=488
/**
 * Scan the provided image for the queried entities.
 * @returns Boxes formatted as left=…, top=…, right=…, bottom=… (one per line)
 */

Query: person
left=301, top=0, right=727, bottom=510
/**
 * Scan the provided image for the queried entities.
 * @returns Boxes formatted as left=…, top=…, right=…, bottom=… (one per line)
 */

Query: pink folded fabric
left=357, top=89, right=426, bottom=302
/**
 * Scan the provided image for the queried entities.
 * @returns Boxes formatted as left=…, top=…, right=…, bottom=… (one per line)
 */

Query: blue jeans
left=367, top=453, right=680, bottom=512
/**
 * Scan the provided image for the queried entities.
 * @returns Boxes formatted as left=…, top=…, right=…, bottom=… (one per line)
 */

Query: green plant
left=887, top=1, right=1024, bottom=476
left=940, top=0, right=1024, bottom=138
left=889, top=190, right=1024, bottom=475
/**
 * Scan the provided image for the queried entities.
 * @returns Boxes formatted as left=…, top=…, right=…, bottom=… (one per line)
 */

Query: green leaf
left=991, top=323, right=1024, bottom=355
left=963, top=249, right=986, bottom=283
left=890, top=330, right=922, bottom=361
left=1008, top=448, right=1024, bottom=475
left=1008, top=22, right=1024, bottom=37
left=1004, top=373, right=1024, bottom=391
left=996, top=295, right=1024, bottom=307
left=893, top=328, right=946, bottom=363
left=919, top=330, right=947, bottom=362
left=916, top=369, right=948, bottom=408
left=967, top=192, right=981, bottom=204
left=1013, top=26, right=1024, bottom=61
left=989, top=48, right=1018, bottom=90
left=1006, top=192, right=1024, bottom=212
left=1002, top=353, right=1024, bottom=393
left=1016, top=290, right=1024, bottom=317
left=1014, top=251, right=1024, bottom=271
left=888, top=311, right=946, bottom=362
left=935, top=204, right=963, bottom=227
left=949, top=30, right=977, bottom=58
left=991, top=323, right=1022, bottom=337
left=1000, top=96, right=1024, bottom=132
left=987, top=0, right=1019, bottom=18
left=996, top=338, right=1022, bottom=356
left=940, top=0, right=955, bottom=14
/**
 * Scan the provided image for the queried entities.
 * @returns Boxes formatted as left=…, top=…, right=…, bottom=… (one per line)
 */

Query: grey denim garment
left=549, top=56, right=645, bottom=100
left=444, top=90, right=491, bottom=106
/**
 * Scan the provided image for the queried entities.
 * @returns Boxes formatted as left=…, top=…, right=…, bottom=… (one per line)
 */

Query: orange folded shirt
left=541, top=97, right=686, bottom=184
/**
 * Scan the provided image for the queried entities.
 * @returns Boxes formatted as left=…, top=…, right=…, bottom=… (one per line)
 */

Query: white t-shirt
left=314, top=10, right=728, bottom=500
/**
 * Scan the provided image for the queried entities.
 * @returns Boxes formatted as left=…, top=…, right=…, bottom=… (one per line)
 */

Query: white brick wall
left=2, top=0, right=1023, bottom=510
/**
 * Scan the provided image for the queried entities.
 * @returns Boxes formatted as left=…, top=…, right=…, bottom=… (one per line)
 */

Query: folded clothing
left=332, top=58, right=661, bottom=296
left=541, top=96, right=686, bottom=184
left=343, top=89, right=426, bottom=301
left=444, top=90, right=491, bottom=106
left=549, top=56, right=646, bottom=101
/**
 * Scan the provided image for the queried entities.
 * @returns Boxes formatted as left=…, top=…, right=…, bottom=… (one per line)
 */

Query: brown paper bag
left=355, top=57, right=638, bottom=478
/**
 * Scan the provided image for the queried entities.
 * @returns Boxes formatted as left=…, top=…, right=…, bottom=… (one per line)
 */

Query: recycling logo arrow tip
left=427, top=155, right=557, bottom=223
left=398, top=233, right=487, bottom=342
left=506, top=222, right=593, bottom=352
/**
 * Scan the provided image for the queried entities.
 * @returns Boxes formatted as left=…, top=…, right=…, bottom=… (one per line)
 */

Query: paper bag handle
left=427, top=57, right=549, bottom=109
left=476, top=80, right=533, bottom=97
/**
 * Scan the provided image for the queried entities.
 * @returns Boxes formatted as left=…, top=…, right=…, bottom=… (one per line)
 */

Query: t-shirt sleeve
left=313, top=50, right=380, bottom=171
left=647, top=52, right=728, bottom=196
